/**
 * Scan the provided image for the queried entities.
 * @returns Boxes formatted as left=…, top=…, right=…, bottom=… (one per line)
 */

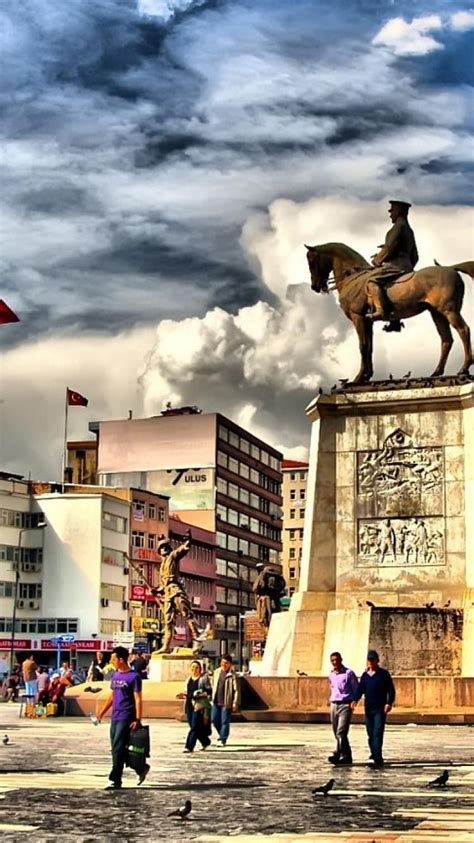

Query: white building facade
left=0, top=474, right=130, bottom=671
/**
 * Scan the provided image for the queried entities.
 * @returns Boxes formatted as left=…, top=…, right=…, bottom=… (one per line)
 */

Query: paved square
left=0, top=705, right=473, bottom=841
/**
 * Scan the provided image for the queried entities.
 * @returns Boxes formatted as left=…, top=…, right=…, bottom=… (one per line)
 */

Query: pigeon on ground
left=402, top=371, right=412, bottom=379
left=443, top=600, right=451, bottom=608
left=168, top=800, right=192, bottom=819
left=366, top=600, right=375, bottom=608
left=424, top=602, right=435, bottom=609
left=297, top=670, right=308, bottom=677
left=2, top=735, right=9, bottom=745
left=428, top=770, right=449, bottom=787
left=312, top=778, right=335, bottom=797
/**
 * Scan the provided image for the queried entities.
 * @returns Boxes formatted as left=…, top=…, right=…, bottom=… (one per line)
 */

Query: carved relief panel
left=355, top=429, right=445, bottom=568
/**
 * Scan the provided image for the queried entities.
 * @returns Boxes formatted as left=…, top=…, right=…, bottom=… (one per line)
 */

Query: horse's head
left=305, top=245, right=331, bottom=293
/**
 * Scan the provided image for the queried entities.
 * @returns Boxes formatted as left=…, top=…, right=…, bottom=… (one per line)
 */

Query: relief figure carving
left=357, top=516, right=445, bottom=567
left=357, top=429, right=443, bottom=518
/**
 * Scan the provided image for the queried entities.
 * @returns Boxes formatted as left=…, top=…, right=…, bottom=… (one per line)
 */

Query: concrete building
left=91, top=407, right=283, bottom=660
left=281, top=460, right=309, bottom=596
left=67, top=440, right=98, bottom=485
left=0, top=473, right=130, bottom=670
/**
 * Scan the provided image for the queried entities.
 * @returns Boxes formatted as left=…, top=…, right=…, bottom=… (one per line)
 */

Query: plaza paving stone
left=0, top=704, right=473, bottom=842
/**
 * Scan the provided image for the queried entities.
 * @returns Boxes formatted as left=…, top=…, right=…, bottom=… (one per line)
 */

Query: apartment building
left=0, top=473, right=130, bottom=670
left=281, top=460, right=309, bottom=595
left=91, top=407, right=283, bottom=659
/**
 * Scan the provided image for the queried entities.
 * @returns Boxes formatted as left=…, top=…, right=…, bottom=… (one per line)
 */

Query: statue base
left=263, top=381, right=473, bottom=677
left=148, top=650, right=206, bottom=682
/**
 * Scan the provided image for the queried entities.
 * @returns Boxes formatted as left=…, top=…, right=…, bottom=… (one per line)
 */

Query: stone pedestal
left=263, top=381, right=474, bottom=677
left=148, top=650, right=198, bottom=682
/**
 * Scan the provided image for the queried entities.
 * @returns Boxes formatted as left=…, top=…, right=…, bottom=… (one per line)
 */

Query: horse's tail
left=435, top=260, right=474, bottom=278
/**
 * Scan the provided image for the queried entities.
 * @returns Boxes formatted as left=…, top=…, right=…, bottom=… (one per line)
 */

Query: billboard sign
left=97, top=414, right=217, bottom=473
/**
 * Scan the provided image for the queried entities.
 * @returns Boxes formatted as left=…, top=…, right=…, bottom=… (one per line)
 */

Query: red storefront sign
left=130, top=584, right=156, bottom=602
left=134, top=547, right=161, bottom=562
left=0, top=639, right=31, bottom=649
left=40, top=639, right=113, bottom=651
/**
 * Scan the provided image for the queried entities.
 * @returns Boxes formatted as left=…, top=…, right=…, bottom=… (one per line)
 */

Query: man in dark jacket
left=351, top=650, right=395, bottom=768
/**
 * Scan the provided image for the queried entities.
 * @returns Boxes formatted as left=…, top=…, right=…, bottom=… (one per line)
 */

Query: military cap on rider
left=157, top=536, right=172, bottom=554
left=389, top=200, right=412, bottom=213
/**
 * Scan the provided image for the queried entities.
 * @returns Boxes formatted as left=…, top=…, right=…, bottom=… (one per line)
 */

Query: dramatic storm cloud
left=1, top=0, right=473, bottom=477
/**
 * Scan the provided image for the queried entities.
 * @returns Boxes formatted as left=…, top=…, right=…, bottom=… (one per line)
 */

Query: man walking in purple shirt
left=328, top=651, right=359, bottom=766
left=97, top=646, right=147, bottom=789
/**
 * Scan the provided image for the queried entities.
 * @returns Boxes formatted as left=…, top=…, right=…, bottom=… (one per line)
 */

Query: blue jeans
left=109, top=720, right=131, bottom=785
left=185, top=706, right=211, bottom=751
left=365, top=708, right=386, bottom=763
left=211, top=704, right=232, bottom=744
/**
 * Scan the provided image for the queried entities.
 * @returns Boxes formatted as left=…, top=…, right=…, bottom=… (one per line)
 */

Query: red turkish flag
left=0, top=299, right=20, bottom=325
left=67, top=388, right=88, bottom=407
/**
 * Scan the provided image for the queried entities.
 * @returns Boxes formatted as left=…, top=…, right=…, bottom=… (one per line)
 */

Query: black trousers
left=109, top=720, right=131, bottom=785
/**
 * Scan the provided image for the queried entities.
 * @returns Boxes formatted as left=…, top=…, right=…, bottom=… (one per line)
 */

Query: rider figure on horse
left=368, top=200, right=419, bottom=321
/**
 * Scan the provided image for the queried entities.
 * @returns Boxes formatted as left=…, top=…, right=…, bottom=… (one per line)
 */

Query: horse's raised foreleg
left=443, top=310, right=473, bottom=374
left=351, top=314, right=373, bottom=383
left=430, top=310, right=454, bottom=377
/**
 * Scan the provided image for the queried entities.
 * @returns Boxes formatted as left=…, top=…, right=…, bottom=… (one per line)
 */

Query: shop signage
left=244, top=612, right=266, bottom=642
left=0, top=638, right=31, bottom=649
left=130, top=584, right=156, bottom=602
left=134, top=548, right=161, bottom=562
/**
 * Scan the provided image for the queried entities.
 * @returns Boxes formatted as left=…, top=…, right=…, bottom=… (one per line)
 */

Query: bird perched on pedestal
left=2, top=735, right=9, bottom=746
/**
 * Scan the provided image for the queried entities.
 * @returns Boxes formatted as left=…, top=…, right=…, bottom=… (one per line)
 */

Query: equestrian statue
left=306, top=200, right=473, bottom=384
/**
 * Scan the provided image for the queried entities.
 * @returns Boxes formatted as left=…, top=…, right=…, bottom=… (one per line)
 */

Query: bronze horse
left=306, top=242, right=474, bottom=384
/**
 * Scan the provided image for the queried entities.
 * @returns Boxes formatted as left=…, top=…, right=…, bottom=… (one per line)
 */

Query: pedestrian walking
left=86, top=651, right=108, bottom=682
left=22, top=654, right=38, bottom=700
left=211, top=654, right=239, bottom=747
left=327, top=651, right=359, bottom=766
left=351, top=649, right=396, bottom=768
left=177, top=660, right=212, bottom=753
left=97, top=646, right=148, bottom=789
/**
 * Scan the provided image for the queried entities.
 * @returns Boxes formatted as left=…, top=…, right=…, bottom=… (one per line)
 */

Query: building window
left=289, top=509, right=295, bottom=519
left=251, top=444, right=260, bottom=461
left=298, top=546, right=303, bottom=559
left=132, top=531, right=145, bottom=548
left=148, top=504, right=157, bottom=520
left=217, top=477, right=227, bottom=495
left=216, top=586, right=226, bottom=604
left=0, top=581, right=14, bottom=597
left=132, top=500, right=145, bottom=518
left=101, top=583, right=126, bottom=602
left=229, top=431, right=239, bottom=449
left=217, top=451, right=227, bottom=468
left=218, top=425, right=229, bottom=442
left=289, top=529, right=295, bottom=540
left=100, top=619, right=124, bottom=634
left=148, top=534, right=156, bottom=549
left=300, top=489, right=306, bottom=500
left=226, top=614, right=238, bottom=630
left=239, top=487, right=250, bottom=505
left=289, top=548, right=296, bottom=559
left=228, top=457, right=239, bottom=474
left=290, top=473, right=296, bottom=481
left=214, top=613, right=226, bottom=629
left=290, top=489, right=296, bottom=500
left=240, top=438, right=250, bottom=455
left=300, top=509, right=305, bottom=519
left=19, top=583, right=42, bottom=599
left=158, top=508, right=166, bottom=522
left=239, top=462, right=250, bottom=480
left=217, top=532, right=226, bottom=549
left=289, top=567, right=296, bottom=579
left=102, top=547, right=124, bottom=567
left=228, top=483, right=239, bottom=500
left=103, top=512, right=127, bottom=533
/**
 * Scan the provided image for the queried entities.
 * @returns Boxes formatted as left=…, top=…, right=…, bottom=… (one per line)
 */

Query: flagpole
left=62, top=388, right=69, bottom=492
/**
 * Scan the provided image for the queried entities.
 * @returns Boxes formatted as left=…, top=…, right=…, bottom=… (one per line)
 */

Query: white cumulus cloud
left=372, top=15, right=444, bottom=55
left=137, top=0, right=205, bottom=22
left=450, top=9, right=474, bottom=29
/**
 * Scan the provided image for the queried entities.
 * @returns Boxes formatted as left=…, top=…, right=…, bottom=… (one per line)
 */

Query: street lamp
left=9, top=518, right=46, bottom=673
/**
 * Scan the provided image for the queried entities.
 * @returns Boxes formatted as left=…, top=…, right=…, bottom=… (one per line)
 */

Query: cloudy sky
left=1, top=0, right=473, bottom=478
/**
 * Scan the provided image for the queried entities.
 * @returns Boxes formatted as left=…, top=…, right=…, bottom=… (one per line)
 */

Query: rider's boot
left=367, top=282, right=389, bottom=321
